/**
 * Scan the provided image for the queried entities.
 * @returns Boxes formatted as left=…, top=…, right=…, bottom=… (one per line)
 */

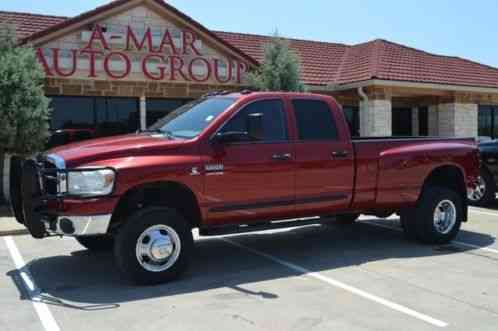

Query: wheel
left=468, top=168, right=496, bottom=207
left=76, top=236, right=114, bottom=251
left=335, top=214, right=360, bottom=225
left=410, top=186, right=463, bottom=245
left=114, top=207, right=193, bottom=285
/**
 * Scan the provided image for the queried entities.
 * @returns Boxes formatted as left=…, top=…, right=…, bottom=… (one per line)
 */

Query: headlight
left=60, top=169, right=116, bottom=196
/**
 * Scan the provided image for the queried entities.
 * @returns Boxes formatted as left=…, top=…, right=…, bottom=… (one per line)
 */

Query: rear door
left=290, top=98, right=354, bottom=216
left=204, top=98, right=295, bottom=225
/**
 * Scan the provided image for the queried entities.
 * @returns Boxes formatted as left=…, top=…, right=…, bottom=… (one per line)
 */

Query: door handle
left=331, top=150, right=350, bottom=158
left=272, top=153, right=292, bottom=161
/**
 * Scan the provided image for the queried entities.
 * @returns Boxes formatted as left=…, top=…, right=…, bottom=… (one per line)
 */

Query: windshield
left=149, top=97, right=236, bottom=139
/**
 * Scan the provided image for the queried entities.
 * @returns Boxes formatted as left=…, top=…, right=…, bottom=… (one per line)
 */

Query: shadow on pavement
left=6, top=218, right=496, bottom=310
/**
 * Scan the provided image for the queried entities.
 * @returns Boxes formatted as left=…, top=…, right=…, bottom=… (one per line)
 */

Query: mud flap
left=9, top=156, right=25, bottom=225
left=21, top=160, right=46, bottom=238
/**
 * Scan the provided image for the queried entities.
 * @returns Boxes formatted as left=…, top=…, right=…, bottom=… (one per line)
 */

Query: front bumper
left=10, top=155, right=117, bottom=238
left=46, top=214, right=112, bottom=236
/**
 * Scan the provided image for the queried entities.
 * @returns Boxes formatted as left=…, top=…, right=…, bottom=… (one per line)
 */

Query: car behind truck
left=10, top=91, right=480, bottom=285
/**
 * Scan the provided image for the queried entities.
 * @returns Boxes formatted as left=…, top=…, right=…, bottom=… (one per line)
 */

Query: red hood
left=48, top=134, right=186, bottom=167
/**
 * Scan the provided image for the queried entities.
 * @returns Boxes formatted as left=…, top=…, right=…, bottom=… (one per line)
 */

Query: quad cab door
left=203, top=98, right=295, bottom=226
left=289, top=98, right=354, bottom=217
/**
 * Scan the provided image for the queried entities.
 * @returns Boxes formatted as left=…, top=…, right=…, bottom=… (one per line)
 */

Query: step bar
left=200, top=216, right=334, bottom=236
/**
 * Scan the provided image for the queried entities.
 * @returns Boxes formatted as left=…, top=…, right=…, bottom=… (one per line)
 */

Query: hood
left=47, top=133, right=186, bottom=167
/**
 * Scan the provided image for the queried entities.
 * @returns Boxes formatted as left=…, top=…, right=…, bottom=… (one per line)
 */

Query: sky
left=3, top=0, right=498, bottom=68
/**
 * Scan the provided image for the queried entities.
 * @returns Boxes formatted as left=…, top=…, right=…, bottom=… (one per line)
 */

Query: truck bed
left=350, top=136, right=476, bottom=211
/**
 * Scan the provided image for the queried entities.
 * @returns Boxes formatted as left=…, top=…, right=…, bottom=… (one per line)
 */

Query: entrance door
left=392, top=108, right=413, bottom=136
left=204, top=98, right=295, bottom=225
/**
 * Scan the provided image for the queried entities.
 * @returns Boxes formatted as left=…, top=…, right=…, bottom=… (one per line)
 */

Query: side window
left=292, top=99, right=338, bottom=141
left=220, top=99, right=288, bottom=142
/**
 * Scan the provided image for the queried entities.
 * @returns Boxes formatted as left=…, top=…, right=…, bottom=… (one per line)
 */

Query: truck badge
left=190, top=167, right=200, bottom=176
left=205, top=164, right=224, bottom=173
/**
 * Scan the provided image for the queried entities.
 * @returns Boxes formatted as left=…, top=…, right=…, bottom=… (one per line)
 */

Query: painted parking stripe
left=469, top=207, right=498, bottom=218
left=222, top=237, right=448, bottom=328
left=4, top=237, right=60, bottom=331
left=359, top=220, right=498, bottom=255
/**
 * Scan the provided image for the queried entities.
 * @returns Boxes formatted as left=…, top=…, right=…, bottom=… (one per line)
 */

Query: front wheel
left=114, top=207, right=194, bottom=285
left=403, top=186, right=463, bottom=245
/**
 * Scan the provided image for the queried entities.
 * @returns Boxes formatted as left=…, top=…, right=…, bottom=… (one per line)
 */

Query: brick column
left=411, top=107, right=419, bottom=136
left=359, top=99, right=392, bottom=136
left=438, top=103, right=478, bottom=137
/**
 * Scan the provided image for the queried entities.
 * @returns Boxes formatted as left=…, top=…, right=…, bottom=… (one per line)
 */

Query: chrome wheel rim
left=468, top=176, right=486, bottom=202
left=433, top=200, right=457, bottom=235
left=135, top=225, right=181, bottom=273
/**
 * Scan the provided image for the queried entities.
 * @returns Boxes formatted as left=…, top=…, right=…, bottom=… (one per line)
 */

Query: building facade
left=2, top=0, right=498, bottom=141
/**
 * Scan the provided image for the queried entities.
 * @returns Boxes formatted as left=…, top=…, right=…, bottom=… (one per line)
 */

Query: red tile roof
left=2, top=7, right=498, bottom=89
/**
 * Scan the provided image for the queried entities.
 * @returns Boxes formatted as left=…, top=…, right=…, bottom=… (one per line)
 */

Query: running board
left=199, top=217, right=328, bottom=236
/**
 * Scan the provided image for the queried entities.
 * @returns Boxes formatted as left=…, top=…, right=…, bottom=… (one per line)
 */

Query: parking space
left=1, top=207, right=498, bottom=331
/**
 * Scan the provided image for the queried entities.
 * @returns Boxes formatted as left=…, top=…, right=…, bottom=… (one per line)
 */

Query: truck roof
left=206, top=90, right=331, bottom=100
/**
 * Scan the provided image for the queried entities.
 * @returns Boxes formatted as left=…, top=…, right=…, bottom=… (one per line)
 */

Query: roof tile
left=2, top=5, right=498, bottom=89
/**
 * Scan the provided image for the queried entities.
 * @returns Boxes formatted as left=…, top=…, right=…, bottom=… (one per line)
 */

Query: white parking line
left=222, top=237, right=448, bottom=328
left=4, top=237, right=60, bottom=331
left=469, top=207, right=498, bottom=218
left=359, top=220, right=498, bottom=255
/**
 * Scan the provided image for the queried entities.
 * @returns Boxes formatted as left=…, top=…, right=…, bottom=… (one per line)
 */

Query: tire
left=409, top=186, right=463, bottom=245
left=114, top=207, right=193, bottom=286
left=468, top=168, right=496, bottom=207
left=335, top=214, right=360, bottom=225
left=76, top=236, right=114, bottom=251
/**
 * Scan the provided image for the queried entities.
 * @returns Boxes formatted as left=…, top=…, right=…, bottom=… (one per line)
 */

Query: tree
left=0, top=25, right=50, bottom=155
left=249, top=33, right=305, bottom=92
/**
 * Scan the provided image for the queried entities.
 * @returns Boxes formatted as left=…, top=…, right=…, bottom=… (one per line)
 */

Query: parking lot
left=1, top=206, right=498, bottom=331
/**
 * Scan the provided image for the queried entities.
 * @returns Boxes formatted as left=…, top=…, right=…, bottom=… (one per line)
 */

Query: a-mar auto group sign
left=35, top=22, right=248, bottom=84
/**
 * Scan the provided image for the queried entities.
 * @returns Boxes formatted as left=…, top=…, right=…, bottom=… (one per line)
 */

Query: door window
left=292, top=99, right=338, bottom=141
left=220, top=99, right=288, bottom=142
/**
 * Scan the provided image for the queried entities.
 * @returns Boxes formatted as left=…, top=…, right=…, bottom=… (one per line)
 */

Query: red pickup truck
left=10, top=91, right=480, bottom=285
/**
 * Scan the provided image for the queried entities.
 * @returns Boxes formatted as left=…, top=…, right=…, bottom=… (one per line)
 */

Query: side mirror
left=246, top=113, right=265, bottom=141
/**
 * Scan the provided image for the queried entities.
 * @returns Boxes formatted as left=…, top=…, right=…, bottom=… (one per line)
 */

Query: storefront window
left=50, top=96, right=95, bottom=130
left=342, top=106, right=360, bottom=137
left=146, top=98, right=192, bottom=127
left=392, top=108, right=413, bottom=136
left=418, top=107, right=429, bottom=136
left=478, top=106, right=495, bottom=139
left=96, top=97, right=139, bottom=136
left=49, top=96, right=139, bottom=142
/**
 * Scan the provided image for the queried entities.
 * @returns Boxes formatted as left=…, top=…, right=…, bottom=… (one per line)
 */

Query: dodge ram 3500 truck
left=10, top=91, right=480, bottom=285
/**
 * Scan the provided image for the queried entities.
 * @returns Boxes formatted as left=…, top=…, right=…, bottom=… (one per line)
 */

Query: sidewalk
left=0, top=205, right=28, bottom=236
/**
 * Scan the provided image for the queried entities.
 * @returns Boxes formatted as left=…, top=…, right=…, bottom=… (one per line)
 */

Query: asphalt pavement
left=0, top=206, right=497, bottom=331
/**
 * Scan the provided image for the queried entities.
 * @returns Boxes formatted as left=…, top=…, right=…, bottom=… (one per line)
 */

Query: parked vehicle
left=10, top=91, right=480, bottom=285
left=468, top=139, right=498, bottom=206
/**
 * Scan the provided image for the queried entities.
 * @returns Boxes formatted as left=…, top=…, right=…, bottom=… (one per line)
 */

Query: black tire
left=469, top=168, right=496, bottom=207
left=409, top=186, right=463, bottom=245
left=76, top=236, right=114, bottom=251
left=114, top=207, right=193, bottom=286
left=335, top=214, right=360, bottom=225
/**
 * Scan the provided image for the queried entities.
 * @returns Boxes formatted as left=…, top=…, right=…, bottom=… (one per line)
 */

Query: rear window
left=292, top=99, right=338, bottom=141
